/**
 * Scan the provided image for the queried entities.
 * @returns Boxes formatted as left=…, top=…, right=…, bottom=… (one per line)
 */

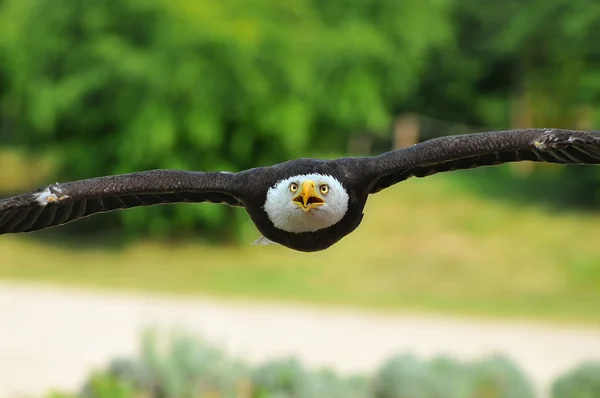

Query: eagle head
left=263, top=174, right=349, bottom=233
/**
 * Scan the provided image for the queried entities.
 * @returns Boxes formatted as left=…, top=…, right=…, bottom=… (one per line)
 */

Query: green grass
left=2, top=164, right=600, bottom=326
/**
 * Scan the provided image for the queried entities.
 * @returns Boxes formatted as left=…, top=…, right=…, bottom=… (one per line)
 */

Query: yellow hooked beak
left=292, top=180, right=324, bottom=212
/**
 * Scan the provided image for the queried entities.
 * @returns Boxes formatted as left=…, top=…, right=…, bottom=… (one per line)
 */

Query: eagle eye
left=289, top=183, right=298, bottom=193
left=320, top=184, right=329, bottom=195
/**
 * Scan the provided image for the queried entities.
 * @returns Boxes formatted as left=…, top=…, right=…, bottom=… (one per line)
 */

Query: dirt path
left=1, top=282, right=600, bottom=398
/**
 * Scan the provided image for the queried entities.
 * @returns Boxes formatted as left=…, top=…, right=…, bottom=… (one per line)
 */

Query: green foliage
left=370, top=353, right=535, bottom=398
left=0, top=0, right=451, bottom=240
left=45, top=392, right=78, bottom=398
left=57, top=328, right=600, bottom=398
left=415, top=0, right=600, bottom=129
left=2, top=0, right=600, bottom=240
left=412, top=0, right=600, bottom=208
left=73, top=329, right=370, bottom=398
left=112, top=329, right=248, bottom=398
left=310, top=371, right=369, bottom=398
left=551, top=361, right=600, bottom=398
left=81, top=372, right=137, bottom=398
left=428, top=356, right=473, bottom=398
left=467, top=355, right=536, bottom=398
left=251, top=358, right=314, bottom=398
left=371, top=354, right=446, bottom=398
left=250, top=359, right=368, bottom=398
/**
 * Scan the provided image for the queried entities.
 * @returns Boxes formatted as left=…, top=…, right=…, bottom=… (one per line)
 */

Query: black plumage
left=2, top=128, right=600, bottom=252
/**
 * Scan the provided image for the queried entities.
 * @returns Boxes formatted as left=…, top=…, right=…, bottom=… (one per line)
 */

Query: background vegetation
left=46, top=329, right=600, bottom=398
left=1, top=0, right=600, bottom=239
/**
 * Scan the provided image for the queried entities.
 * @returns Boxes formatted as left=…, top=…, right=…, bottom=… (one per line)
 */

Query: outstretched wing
left=366, top=128, right=600, bottom=193
left=0, top=169, right=244, bottom=235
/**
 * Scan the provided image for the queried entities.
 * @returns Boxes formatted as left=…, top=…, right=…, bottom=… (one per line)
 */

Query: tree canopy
left=0, top=0, right=598, bottom=240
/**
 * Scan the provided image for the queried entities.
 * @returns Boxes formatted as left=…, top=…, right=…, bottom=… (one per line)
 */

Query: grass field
left=1, top=166, right=600, bottom=325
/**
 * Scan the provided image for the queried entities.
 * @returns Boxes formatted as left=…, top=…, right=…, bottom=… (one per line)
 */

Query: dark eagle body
left=2, top=128, right=600, bottom=252
left=240, top=158, right=371, bottom=251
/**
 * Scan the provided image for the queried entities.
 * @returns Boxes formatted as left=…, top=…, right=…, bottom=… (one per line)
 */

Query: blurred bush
left=371, top=354, right=447, bottom=398
left=551, top=361, right=600, bottom=398
left=250, top=358, right=322, bottom=398
left=371, top=353, right=535, bottom=398
left=80, top=329, right=250, bottom=398
left=251, top=358, right=368, bottom=398
left=51, top=329, right=544, bottom=398
left=467, top=355, right=536, bottom=398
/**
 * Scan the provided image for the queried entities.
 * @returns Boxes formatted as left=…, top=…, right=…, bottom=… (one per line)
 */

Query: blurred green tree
left=412, top=0, right=600, bottom=207
left=552, top=361, right=600, bottom=398
left=2, top=0, right=600, bottom=241
left=415, top=0, right=600, bottom=130
left=0, top=0, right=451, bottom=241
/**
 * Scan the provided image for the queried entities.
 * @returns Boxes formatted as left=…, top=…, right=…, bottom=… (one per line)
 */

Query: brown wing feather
left=367, top=128, right=600, bottom=193
left=0, top=169, right=243, bottom=235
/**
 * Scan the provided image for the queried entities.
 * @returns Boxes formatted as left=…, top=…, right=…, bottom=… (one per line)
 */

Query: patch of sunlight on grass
left=1, top=172, right=600, bottom=325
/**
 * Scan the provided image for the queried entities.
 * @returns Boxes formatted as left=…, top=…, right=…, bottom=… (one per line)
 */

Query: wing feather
left=367, top=128, right=600, bottom=193
left=0, top=169, right=244, bottom=235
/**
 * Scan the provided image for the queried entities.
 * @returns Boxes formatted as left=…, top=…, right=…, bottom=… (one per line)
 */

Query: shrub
left=310, top=370, right=369, bottom=398
left=80, top=372, right=137, bottom=398
left=551, top=361, right=600, bottom=398
left=70, top=329, right=539, bottom=398
left=138, top=329, right=248, bottom=397
left=249, top=358, right=367, bottom=398
left=467, top=355, right=535, bottom=398
left=370, top=354, right=446, bottom=398
left=80, top=329, right=249, bottom=398
left=428, top=356, right=473, bottom=398
left=250, top=358, right=313, bottom=398
left=370, top=353, right=534, bottom=398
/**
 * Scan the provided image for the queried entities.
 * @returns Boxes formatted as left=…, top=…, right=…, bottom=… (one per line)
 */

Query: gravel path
left=1, top=282, right=600, bottom=398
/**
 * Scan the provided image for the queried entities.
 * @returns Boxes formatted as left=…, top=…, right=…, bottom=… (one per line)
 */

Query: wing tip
left=532, top=128, right=597, bottom=150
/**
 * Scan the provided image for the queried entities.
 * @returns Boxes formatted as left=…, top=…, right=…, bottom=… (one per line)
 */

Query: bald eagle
left=1, top=128, right=599, bottom=252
